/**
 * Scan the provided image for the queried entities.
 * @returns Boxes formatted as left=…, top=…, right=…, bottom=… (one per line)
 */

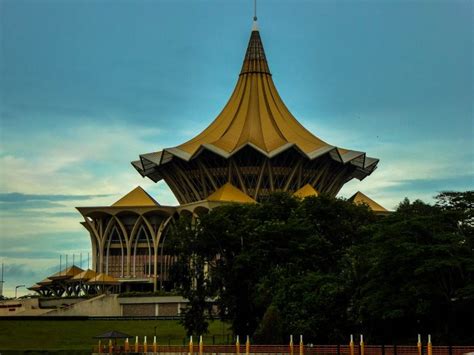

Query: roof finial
left=253, top=0, right=257, bottom=21
left=252, top=0, right=259, bottom=31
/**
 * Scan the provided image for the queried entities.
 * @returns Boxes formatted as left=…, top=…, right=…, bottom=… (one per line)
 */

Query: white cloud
left=0, top=121, right=177, bottom=200
left=0, top=119, right=180, bottom=297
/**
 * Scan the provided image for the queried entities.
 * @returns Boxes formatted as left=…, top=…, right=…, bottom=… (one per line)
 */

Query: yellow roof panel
left=293, top=184, right=319, bottom=198
left=48, top=265, right=84, bottom=280
left=207, top=183, right=256, bottom=203
left=112, top=186, right=158, bottom=207
left=174, top=29, right=332, bottom=158
left=37, top=277, right=54, bottom=285
left=349, top=191, right=388, bottom=213
left=70, top=269, right=98, bottom=281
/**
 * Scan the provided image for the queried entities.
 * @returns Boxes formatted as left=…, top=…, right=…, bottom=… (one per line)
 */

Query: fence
left=92, top=344, right=474, bottom=355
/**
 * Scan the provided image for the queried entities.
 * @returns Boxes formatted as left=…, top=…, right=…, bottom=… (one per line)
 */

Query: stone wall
left=158, top=303, right=179, bottom=316
left=122, top=303, right=155, bottom=316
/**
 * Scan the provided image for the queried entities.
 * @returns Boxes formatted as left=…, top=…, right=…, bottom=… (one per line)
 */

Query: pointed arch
left=132, top=224, right=153, bottom=277
left=105, top=225, right=125, bottom=277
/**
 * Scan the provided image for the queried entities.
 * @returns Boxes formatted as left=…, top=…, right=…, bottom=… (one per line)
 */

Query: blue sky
left=0, top=0, right=472, bottom=297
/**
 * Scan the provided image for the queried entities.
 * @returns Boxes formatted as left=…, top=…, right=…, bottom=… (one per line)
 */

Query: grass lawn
left=0, top=319, right=232, bottom=352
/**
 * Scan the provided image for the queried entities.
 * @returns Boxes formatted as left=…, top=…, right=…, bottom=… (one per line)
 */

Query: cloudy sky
left=0, top=0, right=472, bottom=297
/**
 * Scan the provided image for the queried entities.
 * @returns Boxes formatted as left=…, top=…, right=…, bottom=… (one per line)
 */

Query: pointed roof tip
left=252, top=19, right=259, bottom=32
left=349, top=191, right=389, bottom=213
left=293, top=184, right=319, bottom=199
left=70, top=268, right=98, bottom=281
left=48, top=265, right=84, bottom=280
left=240, top=26, right=270, bottom=75
left=112, top=186, right=159, bottom=207
left=207, top=183, right=256, bottom=203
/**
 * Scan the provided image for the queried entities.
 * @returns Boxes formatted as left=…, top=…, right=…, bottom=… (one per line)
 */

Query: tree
left=167, top=214, right=214, bottom=336
left=352, top=198, right=474, bottom=344
left=168, top=191, right=474, bottom=344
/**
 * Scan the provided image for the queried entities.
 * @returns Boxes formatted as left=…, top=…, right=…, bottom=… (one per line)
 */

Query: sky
left=0, top=0, right=472, bottom=297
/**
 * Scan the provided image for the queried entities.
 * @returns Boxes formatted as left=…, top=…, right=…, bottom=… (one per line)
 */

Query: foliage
left=168, top=191, right=474, bottom=344
left=352, top=196, right=474, bottom=343
left=167, top=215, right=214, bottom=336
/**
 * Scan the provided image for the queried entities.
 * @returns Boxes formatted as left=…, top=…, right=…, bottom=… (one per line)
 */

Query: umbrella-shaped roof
left=93, top=330, right=133, bottom=339
left=133, top=21, right=378, bottom=179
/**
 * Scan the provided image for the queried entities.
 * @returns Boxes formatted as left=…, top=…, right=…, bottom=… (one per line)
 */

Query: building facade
left=30, top=21, right=386, bottom=296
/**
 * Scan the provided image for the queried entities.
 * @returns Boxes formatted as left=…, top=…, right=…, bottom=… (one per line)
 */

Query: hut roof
left=293, top=184, right=319, bottom=199
left=112, top=186, right=159, bottom=207
left=348, top=191, right=389, bottom=213
left=207, top=183, right=256, bottom=203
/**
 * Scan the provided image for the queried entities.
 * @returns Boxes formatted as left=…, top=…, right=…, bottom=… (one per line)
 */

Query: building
left=28, top=20, right=386, bottom=297
left=132, top=22, right=378, bottom=204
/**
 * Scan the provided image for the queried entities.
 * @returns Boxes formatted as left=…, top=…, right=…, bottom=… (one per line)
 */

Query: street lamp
left=15, top=285, right=25, bottom=299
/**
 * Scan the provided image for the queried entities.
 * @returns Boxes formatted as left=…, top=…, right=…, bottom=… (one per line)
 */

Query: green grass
left=0, top=319, right=232, bottom=353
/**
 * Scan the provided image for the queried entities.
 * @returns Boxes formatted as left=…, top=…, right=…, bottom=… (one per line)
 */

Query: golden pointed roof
left=48, top=265, right=84, bottom=280
left=207, top=183, right=256, bottom=203
left=348, top=191, right=388, bottom=213
left=133, top=23, right=378, bottom=184
left=293, top=184, right=319, bottom=198
left=69, top=269, right=98, bottom=282
left=165, top=28, right=338, bottom=160
left=37, top=277, right=53, bottom=286
left=112, top=186, right=158, bottom=207
left=87, top=273, right=120, bottom=285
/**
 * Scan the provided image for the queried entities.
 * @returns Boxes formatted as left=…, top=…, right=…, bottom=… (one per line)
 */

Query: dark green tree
left=167, top=215, right=214, bottom=336
left=168, top=191, right=474, bottom=344
left=352, top=197, right=474, bottom=344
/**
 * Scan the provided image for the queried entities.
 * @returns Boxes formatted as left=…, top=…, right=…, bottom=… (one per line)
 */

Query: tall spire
left=240, top=29, right=270, bottom=75
left=252, top=0, right=259, bottom=32
left=253, top=0, right=257, bottom=21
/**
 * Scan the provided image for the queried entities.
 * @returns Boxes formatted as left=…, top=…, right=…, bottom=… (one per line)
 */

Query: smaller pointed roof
left=207, top=183, right=256, bottom=203
left=348, top=191, right=388, bottom=213
left=87, top=273, right=120, bottom=285
left=48, top=265, right=84, bottom=280
left=27, top=284, right=43, bottom=291
left=293, top=184, right=319, bottom=199
left=69, top=269, right=98, bottom=282
left=37, top=277, right=53, bottom=286
left=112, top=186, right=158, bottom=207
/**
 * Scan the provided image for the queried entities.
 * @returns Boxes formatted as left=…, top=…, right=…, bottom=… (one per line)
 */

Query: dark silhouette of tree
left=168, top=191, right=474, bottom=344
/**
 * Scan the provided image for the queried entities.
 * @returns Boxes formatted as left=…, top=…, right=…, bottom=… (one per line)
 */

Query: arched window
left=132, top=225, right=152, bottom=277
left=105, top=225, right=125, bottom=277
